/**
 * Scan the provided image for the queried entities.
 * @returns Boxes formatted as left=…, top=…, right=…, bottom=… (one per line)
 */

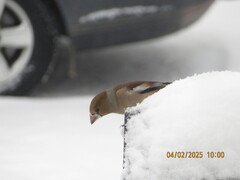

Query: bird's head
left=89, top=91, right=112, bottom=124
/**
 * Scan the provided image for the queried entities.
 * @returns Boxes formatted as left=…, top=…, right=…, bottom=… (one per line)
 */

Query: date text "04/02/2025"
left=166, top=152, right=225, bottom=158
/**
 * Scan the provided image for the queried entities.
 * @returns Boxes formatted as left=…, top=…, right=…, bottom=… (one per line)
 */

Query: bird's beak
left=90, top=113, right=101, bottom=124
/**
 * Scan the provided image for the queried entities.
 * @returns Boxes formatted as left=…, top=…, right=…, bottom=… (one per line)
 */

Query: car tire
left=0, top=0, right=61, bottom=95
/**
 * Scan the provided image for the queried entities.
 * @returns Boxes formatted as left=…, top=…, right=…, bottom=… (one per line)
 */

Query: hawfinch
left=89, top=81, right=171, bottom=124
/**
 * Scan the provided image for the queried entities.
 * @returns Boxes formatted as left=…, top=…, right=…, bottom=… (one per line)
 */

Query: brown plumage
left=89, top=81, right=171, bottom=124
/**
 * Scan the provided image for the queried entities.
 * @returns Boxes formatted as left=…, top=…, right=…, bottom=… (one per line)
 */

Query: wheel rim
left=0, top=0, right=34, bottom=91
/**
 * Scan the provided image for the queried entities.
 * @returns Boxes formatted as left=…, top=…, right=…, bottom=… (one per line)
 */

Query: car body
left=55, top=0, right=214, bottom=49
left=0, top=0, right=214, bottom=95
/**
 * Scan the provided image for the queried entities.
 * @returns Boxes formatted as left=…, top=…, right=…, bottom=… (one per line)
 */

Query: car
left=0, top=0, right=214, bottom=95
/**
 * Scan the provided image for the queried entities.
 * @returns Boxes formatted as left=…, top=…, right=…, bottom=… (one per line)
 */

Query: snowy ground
left=0, top=97, right=123, bottom=180
left=1, top=1, right=240, bottom=180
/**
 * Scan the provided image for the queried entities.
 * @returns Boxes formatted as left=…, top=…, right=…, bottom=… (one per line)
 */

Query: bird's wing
left=114, top=81, right=171, bottom=94
left=131, top=82, right=171, bottom=94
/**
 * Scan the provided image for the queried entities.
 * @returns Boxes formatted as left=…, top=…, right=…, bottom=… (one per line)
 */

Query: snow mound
left=123, top=71, right=240, bottom=180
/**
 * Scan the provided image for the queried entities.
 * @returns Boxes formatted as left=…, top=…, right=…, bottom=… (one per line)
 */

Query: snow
left=79, top=5, right=172, bottom=23
left=1, top=1, right=240, bottom=180
left=0, top=97, right=123, bottom=180
left=123, top=71, right=240, bottom=180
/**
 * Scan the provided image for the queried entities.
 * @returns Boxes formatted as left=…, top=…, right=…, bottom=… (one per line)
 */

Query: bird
left=89, top=81, right=171, bottom=124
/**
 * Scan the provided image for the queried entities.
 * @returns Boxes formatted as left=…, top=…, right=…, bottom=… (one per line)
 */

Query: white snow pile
left=123, top=71, right=240, bottom=180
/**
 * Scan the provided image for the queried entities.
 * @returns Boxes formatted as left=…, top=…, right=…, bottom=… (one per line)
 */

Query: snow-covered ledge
left=123, top=71, right=240, bottom=180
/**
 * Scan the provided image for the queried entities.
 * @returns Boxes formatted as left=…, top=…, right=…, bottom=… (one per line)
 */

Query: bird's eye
left=95, top=108, right=100, bottom=113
